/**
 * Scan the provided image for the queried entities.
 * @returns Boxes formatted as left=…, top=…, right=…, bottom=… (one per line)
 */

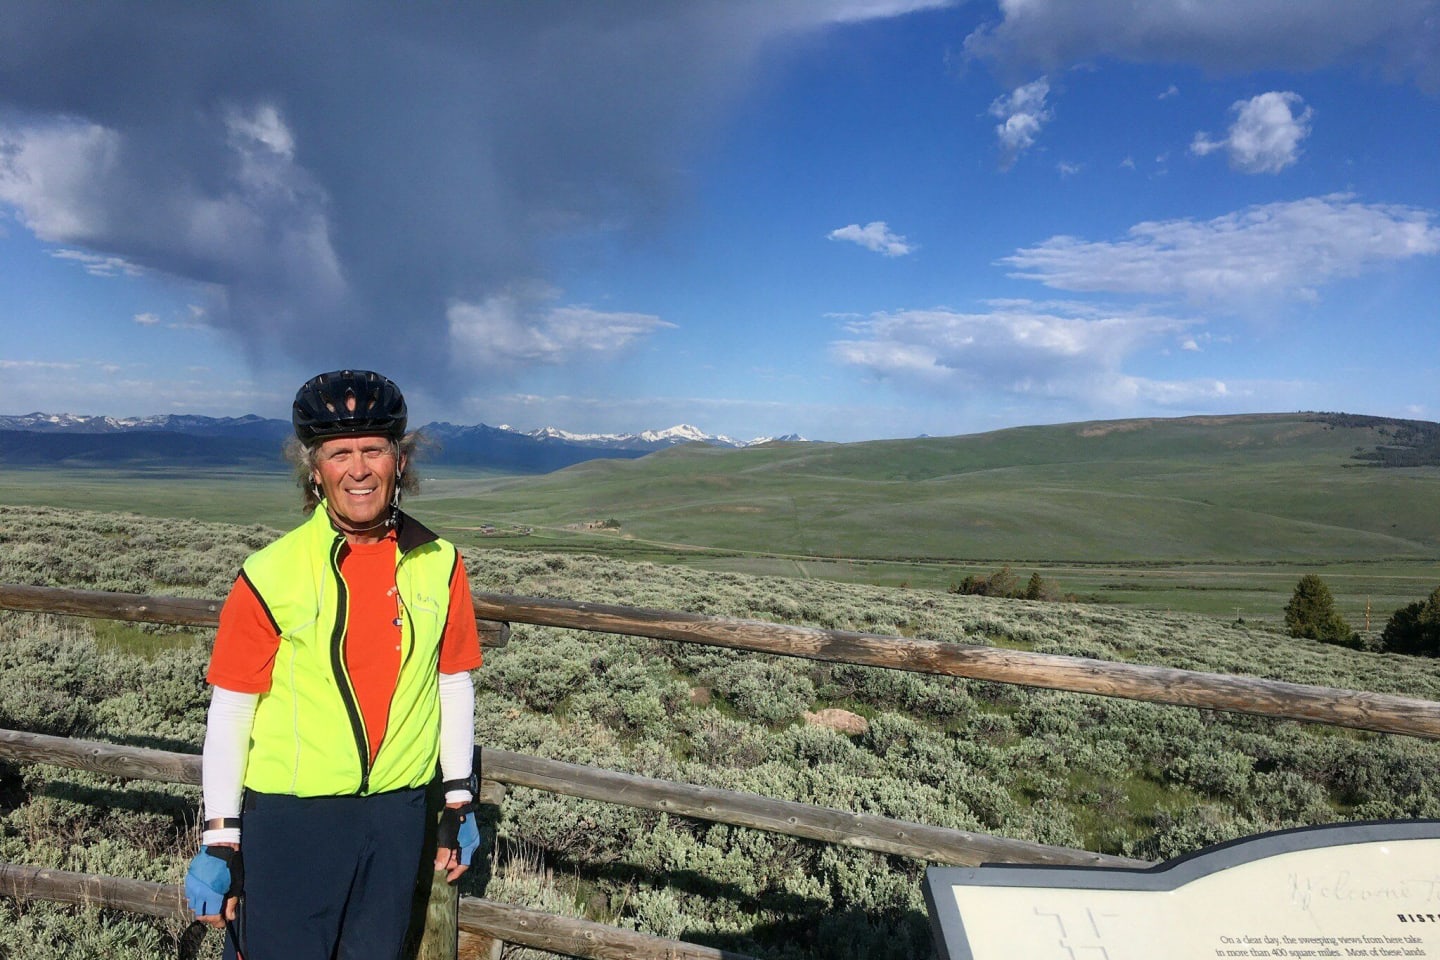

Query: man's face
left=312, top=435, right=405, bottom=534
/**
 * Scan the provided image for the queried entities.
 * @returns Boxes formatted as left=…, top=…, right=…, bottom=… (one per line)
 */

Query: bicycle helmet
left=292, top=369, right=408, bottom=445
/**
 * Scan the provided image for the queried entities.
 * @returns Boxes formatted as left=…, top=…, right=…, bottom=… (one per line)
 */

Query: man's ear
left=397, top=454, right=407, bottom=478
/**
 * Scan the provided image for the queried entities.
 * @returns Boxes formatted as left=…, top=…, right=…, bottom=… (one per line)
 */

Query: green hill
left=421, top=413, right=1440, bottom=563
left=3, top=412, right=1437, bottom=623
left=401, top=412, right=1440, bottom=625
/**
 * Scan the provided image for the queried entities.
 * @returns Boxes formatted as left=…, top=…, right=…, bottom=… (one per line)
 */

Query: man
left=186, top=369, right=483, bottom=959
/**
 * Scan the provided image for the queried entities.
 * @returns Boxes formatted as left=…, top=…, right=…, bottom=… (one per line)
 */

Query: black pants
left=226, top=787, right=428, bottom=960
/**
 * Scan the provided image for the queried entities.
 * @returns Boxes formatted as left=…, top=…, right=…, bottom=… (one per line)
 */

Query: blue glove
left=438, top=803, right=481, bottom=867
left=185, top=845, right=240, bottom=916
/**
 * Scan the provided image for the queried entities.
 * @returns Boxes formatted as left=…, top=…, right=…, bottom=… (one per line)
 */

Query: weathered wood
left=457, top=896, right=757, bottom=960
left=0, top=861, right=753, bottom=960
left=458, top=929, right=503, bottom=959
left=471, top=591, right=1440, bottom=739
left=0, top=583, right=225, bottom=627
left=0, top=728, right=1142, bottom=868
left=0, top=727, right=202, bottom=783
left=477, top=779, right=507, bottom=806
left=6, top=582, right=1437, bottom=737
left=416, top=868, right=459, bottom=960
left=481, top=747, right=1144, bottom=869
left=0, top=583, right=510, bottom=647
left=0, top=861, right=188, bottom=921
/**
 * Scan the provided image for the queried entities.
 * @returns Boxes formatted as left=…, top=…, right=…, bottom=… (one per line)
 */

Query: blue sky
left=1, top=1, right=1437, bottom=442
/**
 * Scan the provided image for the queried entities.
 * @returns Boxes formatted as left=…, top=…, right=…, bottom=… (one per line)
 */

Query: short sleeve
left=439, top=554, right=483, bottom=674
left=206, top=573, right=282, bottom=693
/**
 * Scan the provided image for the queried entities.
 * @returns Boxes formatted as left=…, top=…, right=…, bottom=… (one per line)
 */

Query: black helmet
left=292, top=369, right=408, bottom=445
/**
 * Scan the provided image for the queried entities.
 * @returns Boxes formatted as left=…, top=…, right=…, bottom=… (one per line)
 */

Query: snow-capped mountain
left=1, top=412, right=807, bottom=472
left=0, top=412, right=286, bottom=437
left=513, top=423, right=796, bottom=450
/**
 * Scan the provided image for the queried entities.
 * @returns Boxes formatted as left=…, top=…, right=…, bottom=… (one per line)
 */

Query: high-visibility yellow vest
left=239, top=505, right=457, bottom=797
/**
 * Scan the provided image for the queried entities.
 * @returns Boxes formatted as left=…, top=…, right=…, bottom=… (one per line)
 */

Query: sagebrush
left=3, top=504, right=1440, bottom=959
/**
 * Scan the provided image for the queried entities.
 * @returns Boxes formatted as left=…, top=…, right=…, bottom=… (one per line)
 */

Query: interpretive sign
left=925, top=821, right=1440, bottom=960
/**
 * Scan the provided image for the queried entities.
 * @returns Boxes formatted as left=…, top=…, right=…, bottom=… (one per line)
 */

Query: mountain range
left=0, top=412, right=807, bottom=473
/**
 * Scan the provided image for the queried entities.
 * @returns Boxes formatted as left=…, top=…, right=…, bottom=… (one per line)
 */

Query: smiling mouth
left=346, top=486, right=377, bottom=496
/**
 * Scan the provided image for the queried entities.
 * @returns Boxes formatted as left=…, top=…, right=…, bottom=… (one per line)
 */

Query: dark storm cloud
left=964, top=0, right=1440, bottom=90
left=0, top=1, right=944, bottom=389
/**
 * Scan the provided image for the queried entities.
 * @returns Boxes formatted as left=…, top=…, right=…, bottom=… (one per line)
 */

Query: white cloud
left=51, top=249, right=145, bottom=277
left=0, top=359, right=81, bottom=371
left=0, top=113, right=345, bottom=335
left=990, top=77, right=1051, bottom=169
left=1001, top=195, right=1440, bottom=302
left=1159, top=84, right=1180, bottom=100
left=447, top=292, right=675, bottom=367
left=811, top=0, right=954, bottom=24
left=827, top=221, right=916, bottom=257
left=964, top=0, right=1440, bottom=91
left=133, top=313, right=161, bottom=326
left=0, top=121, right=119, bottom=242
left=826, top=302, right=1316, bottom=428
left=0, top=357, right=285, bottom=416
left=224, top=103, right=295, bottom=160
left=830, top=301, right=1200, bottom=406
left=1191, top=91, right=1312, bottom=173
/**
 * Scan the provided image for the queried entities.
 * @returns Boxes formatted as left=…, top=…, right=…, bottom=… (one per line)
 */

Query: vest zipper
left=329, top=537, right=371, bottom=794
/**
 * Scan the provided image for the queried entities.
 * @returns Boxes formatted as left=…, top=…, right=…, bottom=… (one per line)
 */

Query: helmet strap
left=326, top=504, right=394, bottom=538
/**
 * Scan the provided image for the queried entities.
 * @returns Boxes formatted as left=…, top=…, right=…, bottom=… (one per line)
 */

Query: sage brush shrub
left=6, top=505, right=1440, bottom=959
left=703, top=658, right=815, bottom=725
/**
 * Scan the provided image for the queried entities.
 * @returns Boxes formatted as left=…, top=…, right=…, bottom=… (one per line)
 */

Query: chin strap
left=387, top=474, right=402, bottom=524
left=324, top=505, right=398, bottom=537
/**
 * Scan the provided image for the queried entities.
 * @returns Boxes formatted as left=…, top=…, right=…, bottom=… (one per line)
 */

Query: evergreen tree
left=1380, top=585, right=1440, bottom=657
left=987, top=564, right=1019, bottom=598
left=1284, top=575, right=1352, bottom=644
left=1023, top=571, right=1046, bottom=600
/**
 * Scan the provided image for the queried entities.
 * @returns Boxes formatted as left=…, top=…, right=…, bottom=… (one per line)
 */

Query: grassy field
left=3, top=504, right=1440, bottom=959
left=1, top=413, right=1436, bottom=628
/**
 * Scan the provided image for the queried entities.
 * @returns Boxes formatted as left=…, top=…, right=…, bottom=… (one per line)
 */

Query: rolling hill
left=2, top=411, right=1436, bottom=621
left=418, top=412, right=1440, bottom=564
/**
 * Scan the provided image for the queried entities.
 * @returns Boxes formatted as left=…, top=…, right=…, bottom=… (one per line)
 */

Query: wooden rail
left=0, top=583, right=510, bottom=648
left=483, top=744, right=1140, bottom=867
left=0, top=861, right=756, bottom=960
left=0, top=728, right=1142, bottom=868
left=5, top=583, right=1438, bottom=739
left=472, top=592, right=1440, bottom=739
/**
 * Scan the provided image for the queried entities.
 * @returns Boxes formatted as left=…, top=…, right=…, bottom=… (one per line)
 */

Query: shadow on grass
left=477, top=844, right=937, bottom=960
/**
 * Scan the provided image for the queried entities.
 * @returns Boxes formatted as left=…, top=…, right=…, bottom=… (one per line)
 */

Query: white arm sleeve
left=438, top=670, right=476, bottom=803
left=200, top=686, right=258, bottom=846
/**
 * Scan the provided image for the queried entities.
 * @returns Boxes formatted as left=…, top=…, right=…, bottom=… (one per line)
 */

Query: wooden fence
left=3, top=583, right=1439, bottom=958
left=5, top=583, right=1438, bottom=739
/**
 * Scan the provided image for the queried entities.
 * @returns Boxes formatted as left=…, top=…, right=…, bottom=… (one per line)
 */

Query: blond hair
left=283, top=432, right=426, bottom=513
